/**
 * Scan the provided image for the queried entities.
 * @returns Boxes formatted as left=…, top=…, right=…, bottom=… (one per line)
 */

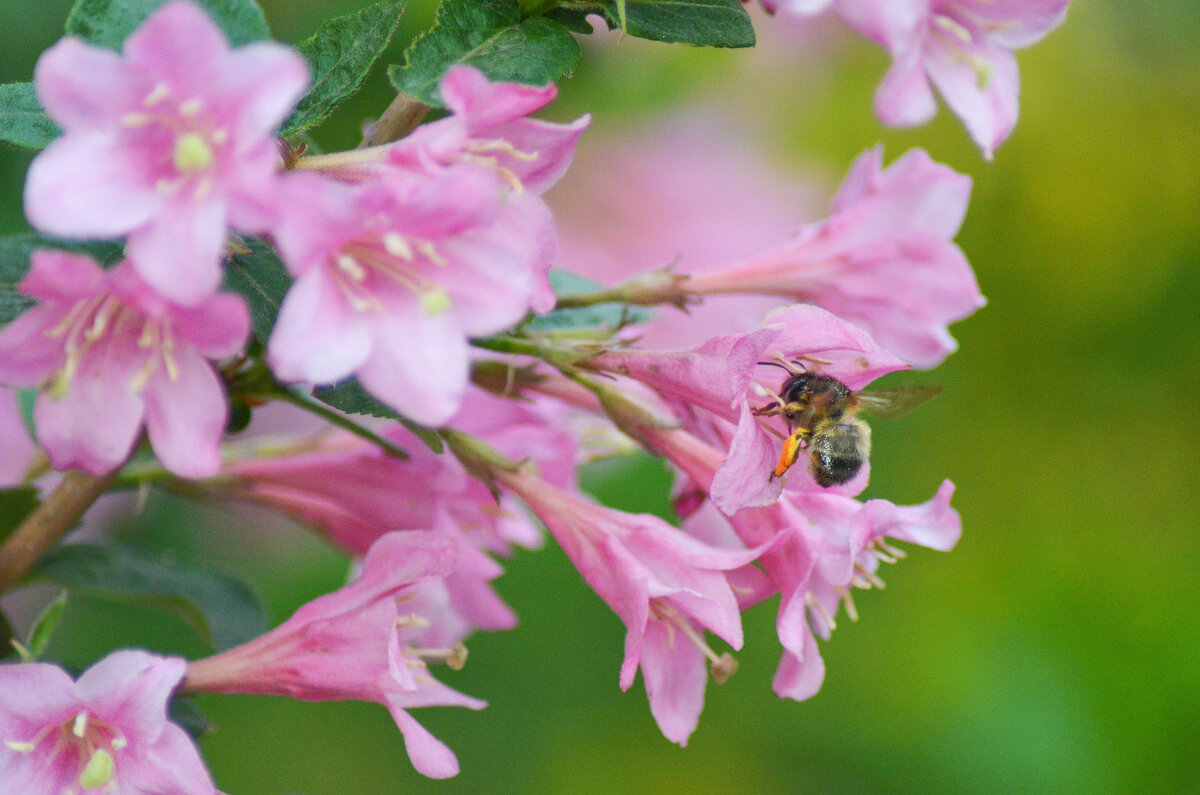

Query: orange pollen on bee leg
left=772, top=431, right=807, bottom=478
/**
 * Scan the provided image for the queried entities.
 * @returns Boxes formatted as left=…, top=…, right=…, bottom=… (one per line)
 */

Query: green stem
left=271, top=387, right=409, bottom=460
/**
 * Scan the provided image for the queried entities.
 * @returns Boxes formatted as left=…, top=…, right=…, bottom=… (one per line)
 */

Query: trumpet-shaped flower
left=268, top=168, right=553, bottom=426
left=495, top=467, right=764, bottom=745
left=763, top=1, right=1070, bottom=156
left=0, top=650, right=214, bottom=794
left=686, top=147, right=983, bottom=368
left=24, top=1, right=308, bottom=305
left=183, top=531, right=485, bottom=779
left=0, top=250, right=248, bottom=476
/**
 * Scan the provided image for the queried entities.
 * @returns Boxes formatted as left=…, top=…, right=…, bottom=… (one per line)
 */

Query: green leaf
left=24, top=591, right=69, bottom=660
left=284, top=1, right=407, bottom=135
left=391, top=0, right=581, bottom=107
left=522, top=269, right=651, bottom=335
left=0, top=234, right=126, bottom=323
left=35, top=543, right=267, bottom=651
left=224, top=237, right=292, bottom=342
left=65, top=0, right=271, bottom=50
left=543, top=7, right=595, bottom=34
left=314, top=379, right=445, bottom=454
left=169, top=697, right=214, bottom=741
left=561, top=0, right=755, bottom=47
left=0, top=83, right=60, bottom=150
left=0, top=609, right=14, bottom=659
left=0, top=487, right=41, bottom=545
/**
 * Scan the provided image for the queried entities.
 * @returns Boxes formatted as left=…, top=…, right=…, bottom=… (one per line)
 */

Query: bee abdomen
left=810, top=423, right=868, bottom=487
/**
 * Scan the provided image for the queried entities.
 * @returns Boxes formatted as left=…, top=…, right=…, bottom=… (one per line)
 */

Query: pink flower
left=0, top=650, right=215, bottom=794
left=589, top=304, right=908, bottom=512
left=25, top=0, right=308, bottom=305
left=0, top=250, right=249, bottom=476
left=767, top=1, right=1070, bottom=156
left=183, top=531, right=485, bottom=779
left=389, top=65, right=590, bottom=199
left=494, top=467, right=764, bottom=745
left=268, top=167, right=552, bottom=426
left=686, top=147, right=983, bottom=368
left=221, top=387, right=573, bottom=556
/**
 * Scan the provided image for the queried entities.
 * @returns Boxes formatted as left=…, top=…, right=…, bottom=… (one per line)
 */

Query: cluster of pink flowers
left=0, top=0, right=1067, bottom=787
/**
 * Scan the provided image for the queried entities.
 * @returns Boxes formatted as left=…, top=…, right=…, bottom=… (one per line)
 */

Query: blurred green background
left=2, top=1, right=1199, bottom=792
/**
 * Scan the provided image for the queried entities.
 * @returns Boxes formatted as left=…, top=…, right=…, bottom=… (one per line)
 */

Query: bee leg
left=770, top=428, right=810, bottom=480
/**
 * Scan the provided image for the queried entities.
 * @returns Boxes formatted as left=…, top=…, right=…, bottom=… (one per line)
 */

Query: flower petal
left=142, top=346, right=227, bottom=478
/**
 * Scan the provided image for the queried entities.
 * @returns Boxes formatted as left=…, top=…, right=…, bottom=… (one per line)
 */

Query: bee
left=753, top=361, right=942, bottom=487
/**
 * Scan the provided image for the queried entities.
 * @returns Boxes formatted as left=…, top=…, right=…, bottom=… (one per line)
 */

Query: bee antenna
left=756, top=361, right=793, bottom=371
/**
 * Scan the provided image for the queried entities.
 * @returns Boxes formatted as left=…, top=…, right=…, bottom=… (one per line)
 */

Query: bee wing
left=855, top=383, right=943, bottom=420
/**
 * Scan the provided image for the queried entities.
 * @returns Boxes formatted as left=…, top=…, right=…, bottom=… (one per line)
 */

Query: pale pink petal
left=0, top=307, right=69, bottom=385
left=20, top=250, right=105, bottom=302
left=268, top=267, right=372, bottom=384
left=357, top=310, right=469, bottom=427
left=24, top=132, right=159, bottom=237
left=640, top=621, right=707, bottom=746
left=439, top=65, right=556, bottom=131
left=125, top=197, right=228, bottom=305
left=772, top=642, right=826, bottom=701
left=835, top=0, right=928, bottom=47
left=122, top=1, right=230, bottom=90
left=33, top=38, right=132, bottom=128
left=142, top=347, right=227, bottom=478
left=0, top=662, right=77, bottom=729
left=925, top=36, right=1020, bottom=158
left=171, top=293, right=250, bottom=358
left=873, top=42, right=938, bottom=128
left=489, top=115, right=591, bottom=194
left=35, top=362, right=144, bottom=474
left=0, top=390, right=36, bottom=486
left=76, top=651, right=183, bottom=742
left=761, top=304, right=908, bottom=390
left=958, top=0, right=1070, bottom=48
left=218, top=44, right=310, bottom=140
left=863, top=479, right=960, bottom=550
left=710, top=404, right=784, bottom=515
left=137, top=722, right=218, bottom=795
left=385, top=706, right=461, bottom=779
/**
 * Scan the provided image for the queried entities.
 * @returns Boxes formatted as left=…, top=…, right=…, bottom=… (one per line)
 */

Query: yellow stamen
left=173, top=132, right=214, bottom=173
left=79, top=748, right=115, bottom=789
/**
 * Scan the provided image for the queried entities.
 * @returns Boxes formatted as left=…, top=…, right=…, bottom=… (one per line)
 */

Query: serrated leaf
left=523, top=269, right=651, bottom=334
left=314, top=379, right=445, bottom=454
left=35, top=543, right=267, bottom=651
left=543, top=7, right=595, bottom=34
left=391, top=0, right=581, bottom=107
left=0, top=487, right=41, bottom=545
left=169, top=697, right=214, bottom=740
left=65, top=0, right=271, bottom=50
left=0, top=234, right=126, bottom=322
left=564, top=0, right=754, bottom=47
left=25, top=591, right=69, bottom=660
left=224, top=237, right=292, bottom=342
left=0, top=83, right=60, bottom=150
left=284, top=1, right=407, bottom=135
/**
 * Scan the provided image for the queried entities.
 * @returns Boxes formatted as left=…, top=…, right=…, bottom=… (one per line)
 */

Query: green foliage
left=314, top=379, right=445, bottom=453
left=0, top=234, right=126, bottom=322
left=223, top=237, right=291, bottom=343
left=0, top=487, right=39, bottom=545
left=549, top=0, right=755, bottom=47
left=0, top=609, right=13, bottom=659
left=283, top=1, right=408, bottom=134
left=0, top=83, right=60, bottom=150
left=24, top=590, right=69, bottom=660
left=391, top=0, right=581, bottom=106
left=169, top=697, right=214, bottom=741
left=35, top=543, right=268, bottom=652
left=522, top=269, right=651, bottom=336
left=65, top=0, right=271, bottom=50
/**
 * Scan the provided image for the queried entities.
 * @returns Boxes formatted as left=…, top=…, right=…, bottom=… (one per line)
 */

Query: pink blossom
left=183, top=531, right=485, bottom=779
left=0, top=389, right=37, bottom=486
left=221, top=387, right=573, bottom=555
left=0, top=650, right=214, bottom=794
left=686, top=147, right=983, bottom=368
left=767, top=0, right=1070, bottom=156
left=495, top=467, right=764, bottom=745
left=0, top=250, right=249, bottom=476
left=24, top=1, right=308, bottom=305
left=389, top=65, right=590, bottom=199
left=268, top=167, right=552, bottom=426
left=589, top=304, right=908, bottom=512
